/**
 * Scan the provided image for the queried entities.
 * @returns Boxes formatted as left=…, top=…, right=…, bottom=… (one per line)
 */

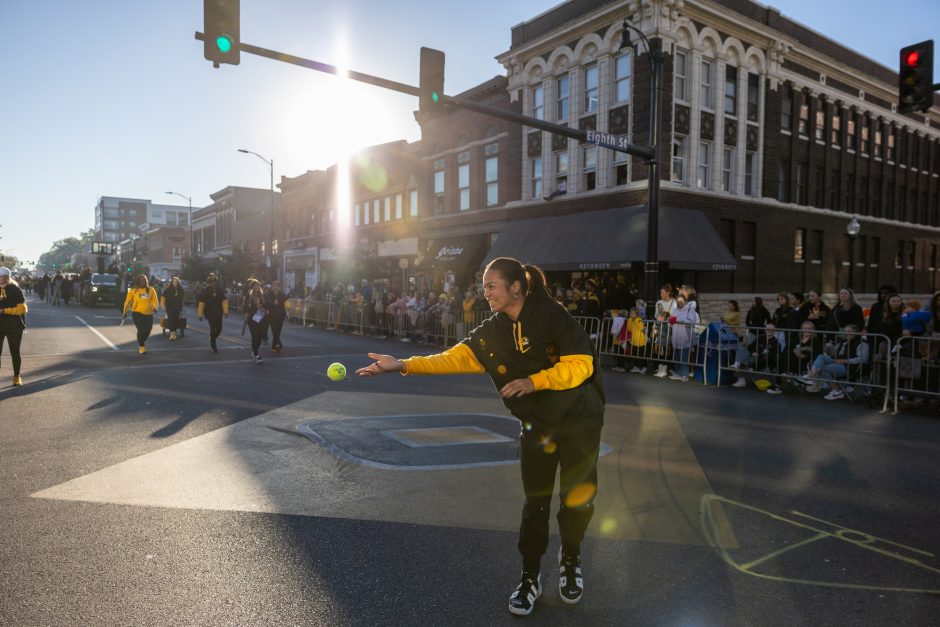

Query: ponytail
left=522, top=264, right=551, bottom=299
left=484, top=257, right=551, bottom=300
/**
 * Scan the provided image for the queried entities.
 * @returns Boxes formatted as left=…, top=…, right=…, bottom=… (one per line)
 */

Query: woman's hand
left=499, top=377, right=535, bottom=398
left=356, top=352, right=404, bottom=376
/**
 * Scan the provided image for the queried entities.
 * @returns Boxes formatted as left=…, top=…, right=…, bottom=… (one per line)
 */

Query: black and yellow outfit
left=0, top=282, right=27, bottom=384
left=402, top=293, right=604, bottom=573
left=123, top=286, right=159, bottom=350
left=197, top=283, right=229, bottom=353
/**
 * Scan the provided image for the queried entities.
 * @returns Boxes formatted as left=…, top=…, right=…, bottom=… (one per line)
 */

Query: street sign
left=585, top=129, right=631, bottom=151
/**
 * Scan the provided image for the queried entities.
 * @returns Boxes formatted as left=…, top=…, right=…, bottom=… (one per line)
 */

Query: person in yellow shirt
left=122, top=274, right=159, bottom=354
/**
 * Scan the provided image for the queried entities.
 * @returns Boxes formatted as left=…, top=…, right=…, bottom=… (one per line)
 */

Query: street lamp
left=165, top=191, right=193, bottom=270
left=238, top=148, right=275, bottom=282
left=621, top=19, right=663, bottom=318
left=846, top=216, right=861, bottom=289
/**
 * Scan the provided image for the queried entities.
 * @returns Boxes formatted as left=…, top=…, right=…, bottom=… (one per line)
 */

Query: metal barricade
left=716, top=325, right=891, bottom=409
left=596, top=317, right=702, bottom=380
left=891, top=335, right=940, bottom=414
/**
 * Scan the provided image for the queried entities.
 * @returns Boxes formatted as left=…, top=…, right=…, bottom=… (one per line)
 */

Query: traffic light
left=899, top=40, right=934, bottom=114
left=204, top=0, right=240, bottom=66
left=419, top=47, right=445, bottom=113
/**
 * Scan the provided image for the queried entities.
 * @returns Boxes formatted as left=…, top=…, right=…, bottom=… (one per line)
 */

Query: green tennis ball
left=327, top=362, right=346, bottom=381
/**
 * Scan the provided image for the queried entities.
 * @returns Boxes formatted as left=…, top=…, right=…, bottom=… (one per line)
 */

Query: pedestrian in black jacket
left=0, top=267, right=27, bottom=386
left=161, top=277, right=185, bottom=341
left=242, top=284, right=268, bottom=364
left=356, top=257, right=603, bottom=616
left=265, top=280, right=289, bottom=352
left=197, top=273, right=229, bottom=354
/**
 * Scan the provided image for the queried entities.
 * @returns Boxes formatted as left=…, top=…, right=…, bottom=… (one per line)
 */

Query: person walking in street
left=356, top=257, right=604, bottom=616
left=121, top=274, right=159, bottom=355
left=197, top=273, right=229, bottom=354
left=265, top=280, right=288, bottom=353
left=51, top=270, right=63, bottom=306
left=160, top=276, right=185, bottom=341
left=0, top=267, right=27, bottom=386
left=242, top=283, right=268, bottom=364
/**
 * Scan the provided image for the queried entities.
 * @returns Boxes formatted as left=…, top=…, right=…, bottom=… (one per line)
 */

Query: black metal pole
left=644, top=38, right=663, bottom=318
left=848, top=234, right=856, bottom=289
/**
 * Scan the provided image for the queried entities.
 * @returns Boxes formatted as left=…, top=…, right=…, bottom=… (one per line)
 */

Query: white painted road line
left=74, top=315, right=119, bottom=350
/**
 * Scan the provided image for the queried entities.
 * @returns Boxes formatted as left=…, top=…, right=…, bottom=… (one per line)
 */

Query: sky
left=1, top=0, right=938, bottom=267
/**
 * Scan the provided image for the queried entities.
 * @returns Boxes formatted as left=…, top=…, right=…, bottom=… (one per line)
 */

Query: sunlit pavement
left=2, top=296, right=940, bottom=625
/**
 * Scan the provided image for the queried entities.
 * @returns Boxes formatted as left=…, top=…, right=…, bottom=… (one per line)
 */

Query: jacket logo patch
left=518, top=336, right=531, bottom=353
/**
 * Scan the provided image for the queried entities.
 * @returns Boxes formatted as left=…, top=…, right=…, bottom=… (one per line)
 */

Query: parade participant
left=160, top=276, right=185, bottom=341
left=0, top=267, right=27, bottom=386
left=242, top=283, right=268, bottom=364
left=356, top=257, right=603, bottom=616
left=197, top=273, right=229, bottom=354
left=121, top=274, right=159, bottom=355
left=265, top=280, right=289, bottom=352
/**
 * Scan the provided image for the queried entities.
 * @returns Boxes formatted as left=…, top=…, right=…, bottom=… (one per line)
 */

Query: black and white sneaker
left=558, top=549, right=583, bottom=604
left=254, top=354, right=263, bottom=365
left=508, top=572, right=541, bottom=616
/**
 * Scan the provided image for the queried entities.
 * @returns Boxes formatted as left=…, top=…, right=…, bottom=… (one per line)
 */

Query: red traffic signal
left=898, top=40, right=934, bottom=114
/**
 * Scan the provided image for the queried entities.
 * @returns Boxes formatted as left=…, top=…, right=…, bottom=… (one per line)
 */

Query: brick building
left=493, top=0, right=940, bottom=307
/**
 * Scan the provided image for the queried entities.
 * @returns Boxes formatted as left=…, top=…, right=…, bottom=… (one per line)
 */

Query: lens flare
left=564, top=483, right=597, bottom=507
left=497, top=364, right=507, bottom=375
left=357, top=155, right=389, bottom=193
left=599, top=517, right=617, bottom=534
left=541, top=438, right=557, bottom=454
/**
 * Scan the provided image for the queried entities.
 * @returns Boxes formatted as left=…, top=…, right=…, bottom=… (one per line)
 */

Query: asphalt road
left=1, top=296, right=939, bottom=626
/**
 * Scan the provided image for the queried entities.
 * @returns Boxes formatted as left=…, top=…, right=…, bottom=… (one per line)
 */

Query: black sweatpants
left=0, top=327, right=24, bottom=376
left=517, top=425, right=601, bottom=573
left=206, top=313, right=223, bottom=343
left=269, top=316, right=284, bottom=349
left=131, top=312, right=153, bottom=347
left=247, top=318, right=268, bottom=356
left=166, top=308, right=182, bottom=332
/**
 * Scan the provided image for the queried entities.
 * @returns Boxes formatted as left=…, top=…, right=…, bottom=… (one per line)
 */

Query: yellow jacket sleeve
left=222, top=298, right=229, bottom=315
left=2, top=303, right=27, bottom=316
left=401, top=342, right=486, bottom=376
left=150, top=288, right=159, bottom=312
left=528, top=354, right=594, bottom=391
left=122, top=290, right=134, bottom=316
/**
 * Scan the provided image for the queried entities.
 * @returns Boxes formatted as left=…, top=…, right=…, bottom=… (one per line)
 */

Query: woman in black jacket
left=161, top=276, right=185, bottom=341
left=746, top=296, right=771, bottom=331
left=242, top=284, right=268, bottom=364
left=264, top=281, right=289, bottom=352
left=356, top=257, right=603, bottom=616
left=0, top=267, right=27, bottom=386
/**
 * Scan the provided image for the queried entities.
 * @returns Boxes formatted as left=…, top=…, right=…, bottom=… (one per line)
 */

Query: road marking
left=700, top=494, right=940, bottom=594
left=74, top=316, right=119, bottom=350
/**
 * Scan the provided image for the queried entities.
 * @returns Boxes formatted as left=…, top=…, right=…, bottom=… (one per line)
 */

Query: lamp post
left=238, top=148, right=275, bottom=282
left=846, top=216, right=861, bottom=289
left=165, top=191, right=193, bottom=271
left=620, top=19, right=663, bottom=317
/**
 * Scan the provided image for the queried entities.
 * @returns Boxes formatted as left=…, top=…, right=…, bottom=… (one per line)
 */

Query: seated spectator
left=803, top=324, right=869, bottom=399
left=787, top=321, right=824, bottom=376
left=732, top=323, right=786, bottom=390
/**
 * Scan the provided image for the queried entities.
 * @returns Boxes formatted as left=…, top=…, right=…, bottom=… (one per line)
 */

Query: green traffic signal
left=432, top=91, right=440, bottom=103
left=216, top=35, right=233, bottom=54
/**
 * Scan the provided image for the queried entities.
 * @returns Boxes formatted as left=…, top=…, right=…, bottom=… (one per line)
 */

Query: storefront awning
left=419, top=234, right=488, bottom=270
left=481, top=206, right=736, bottom=272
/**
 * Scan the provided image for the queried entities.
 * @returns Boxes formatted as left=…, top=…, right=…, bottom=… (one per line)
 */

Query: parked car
left=83, top=273, right=121, bottom=307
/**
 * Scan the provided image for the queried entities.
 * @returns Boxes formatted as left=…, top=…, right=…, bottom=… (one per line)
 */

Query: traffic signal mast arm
left=194, top=32, right=655, bottom=162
